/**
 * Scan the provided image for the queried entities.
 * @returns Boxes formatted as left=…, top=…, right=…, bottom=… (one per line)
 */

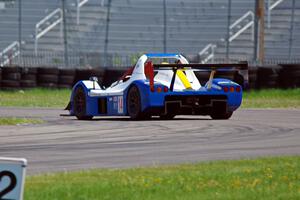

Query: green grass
left=242, top=89, right=300, bottom=108
left=0, top=88, right=299, bottom=108
left=0, top=88, right=70, bottom=108
left=25, top=156, right=300, bottom=200
left=0, top=117, right=44, bottom=125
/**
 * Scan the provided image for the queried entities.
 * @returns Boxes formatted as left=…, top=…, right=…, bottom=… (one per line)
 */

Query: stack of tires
left=21, top=67, right=37, bottom=88
left=1, top=66, right=21, bottom=89
left=279, top=64, right=300, bottom=88
left=58, top=69, right=76, bottom=88
left=74, top=68, right=105, bottom=87
left=102, top=67, right=128, bottom=87
left=257, top=66, right=281, bottom=89
left=0, top=68, right=2, bottom=88
left=37, top=67, right=59, bottom=88
left=248, top=66, right=258, bottom=89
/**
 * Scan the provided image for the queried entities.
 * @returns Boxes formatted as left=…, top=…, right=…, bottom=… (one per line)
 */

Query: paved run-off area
left=0, top=107, right=299, bottom=175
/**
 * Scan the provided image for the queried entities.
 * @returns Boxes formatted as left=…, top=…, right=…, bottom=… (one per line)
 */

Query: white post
left=268, top=0, right=271, bottom=28
left=251, top=13, right=255, bottom=41
left=35, top=26, right=38, bottom=55
left=77, top=0, right=80, bottom=24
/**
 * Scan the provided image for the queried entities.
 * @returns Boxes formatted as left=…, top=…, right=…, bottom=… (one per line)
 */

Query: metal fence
left=0, top=0, right=299, bottom=67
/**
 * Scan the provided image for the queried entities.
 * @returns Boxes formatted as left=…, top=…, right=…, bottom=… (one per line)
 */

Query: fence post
left=104, top=0, right=112, bottom=67
left=163, top=0, right=167, bottom=54
left=258, top=0, right=265, bottom=64
left=62, top=0, right=69, bottom=66
left=18, top=0, right=22, bottom=65
left=226, top=0, right=232, bottom=60
left=288, top=0, right=296, bottom=60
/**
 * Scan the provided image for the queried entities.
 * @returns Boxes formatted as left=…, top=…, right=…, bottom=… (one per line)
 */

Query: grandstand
left=0, top=0, right=299, bottom=67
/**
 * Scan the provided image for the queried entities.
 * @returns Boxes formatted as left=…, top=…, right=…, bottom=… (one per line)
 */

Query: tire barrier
left=0, top=65, right=299, bottom=90
left=21, top=67, right=37, bottom=88
left=1, top=66, right=21, bottom=89
left=257, top=66, right=281, bottom=89
left=279, top=64, right=300, bottom=88
left=102, top=67, right=129, bottom=87
left=248, top=66, right=258, bottom=89
left=58, top=69, right=76, bottom=89
left=0, top=68, right=2, bottom=87
left=37, top=67, right=59, bottom=88
left=74, top=68, right=105, bottom=87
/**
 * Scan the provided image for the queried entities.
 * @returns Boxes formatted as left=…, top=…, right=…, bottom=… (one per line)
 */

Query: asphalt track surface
left=0, top=107, right=299, bottom=175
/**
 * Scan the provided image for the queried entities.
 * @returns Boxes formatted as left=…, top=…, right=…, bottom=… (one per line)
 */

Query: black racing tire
left=21, top=80, right=37, bottom=88
left=73, top=87, right=93, bottom=120
left=3, top=67, right=21, bottom=74
left=58, top=84, right=72, bottom=89
left=22, top=74, right=36, bottom=81
left=3, top=72, right=21, bottom=81
left=59, top=68, right=76, bottom=76
left=59, top=75, right=74, bottom=85
left=127, top=85, right=146, bottom=120
left=160, top=113, right=176, bottom=120
left=22, top=67, right=38, bottom=74
left=37, top=74, right=59, bottom=83
left=37, top=83, right=58, bottom=88
left=38, top=67, right=59, bottom=75
left=210, top=111, right=233, bottom=120
left=1, top=80, right=20, bottom=88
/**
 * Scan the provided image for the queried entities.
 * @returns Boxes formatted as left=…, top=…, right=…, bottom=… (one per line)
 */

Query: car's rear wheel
left=127, top=85, right=147, bottom=120
left=73, top=87, right=93, bottom=120
left=210, top=111, right=233, bottom=120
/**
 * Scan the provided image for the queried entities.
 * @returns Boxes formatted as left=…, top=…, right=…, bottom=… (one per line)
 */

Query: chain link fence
left=0, top=0, right=299, bottom=67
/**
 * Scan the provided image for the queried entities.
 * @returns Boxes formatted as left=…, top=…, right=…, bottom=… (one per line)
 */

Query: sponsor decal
left=118, top=96, right=123, bottom=114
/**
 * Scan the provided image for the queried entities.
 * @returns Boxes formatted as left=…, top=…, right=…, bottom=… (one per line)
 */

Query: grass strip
left=0, top=88, right=70, bottom=108
left=25, top=156, right=300, bottom=200
left=0, top=117, right=44, bottom=125
left=0, top=88, right=299, bottom=109
left=242, top=89, right=300, bottom=109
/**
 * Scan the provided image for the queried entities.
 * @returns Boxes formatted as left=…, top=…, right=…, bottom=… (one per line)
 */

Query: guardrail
left=35, top=8, right=63, bottom=55
left=198, top=44, right=216, bottom=64
left=77, top=0, right=89, bottom=24
left=229, top=11, right=254, bottom=42
left=267, top=0, right=286, bottom=28
left=0, top=41, right=20, bottom=67
left=199, top=11, right=254, bottom=63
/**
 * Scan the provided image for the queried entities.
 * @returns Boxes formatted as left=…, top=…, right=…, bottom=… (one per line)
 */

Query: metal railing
left=267, top=0, right=286, bottom=28
left=198, top=44, right=216, bottom=64
left=77, top=0, right=89, bottom=24
left=199, top=11, right=254, bottom=63
left=35, top=8, right=63, bottom=55
left=229, top=11, right=254, bottom=42
left=0, top=41, right=20, bottom=67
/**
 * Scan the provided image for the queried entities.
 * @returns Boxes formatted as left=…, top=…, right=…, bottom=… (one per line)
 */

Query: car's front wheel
left=73, top=87, right=93, bottom=120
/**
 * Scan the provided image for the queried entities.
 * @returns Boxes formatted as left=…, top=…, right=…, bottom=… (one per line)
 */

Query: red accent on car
left=145, top=61, right=154, bottom=92
left=163, top=86, right=168, bottom=92
left=230, top=86, right=235, bottom=92
left=223, top=86, right=229, bottom=92
left=156, top=86, right=162, bottom=93
left=236, top=86, right=241, bottom=92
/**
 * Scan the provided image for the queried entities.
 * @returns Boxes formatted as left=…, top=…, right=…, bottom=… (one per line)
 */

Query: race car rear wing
left=145, top=62, right=248, bottom=91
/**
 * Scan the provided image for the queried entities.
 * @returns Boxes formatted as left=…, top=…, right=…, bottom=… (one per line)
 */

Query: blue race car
left=67, top=53, right=248, bottom=120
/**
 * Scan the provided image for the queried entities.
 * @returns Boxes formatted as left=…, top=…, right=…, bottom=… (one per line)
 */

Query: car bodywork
left=67, top=53, right=248, bottom=120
